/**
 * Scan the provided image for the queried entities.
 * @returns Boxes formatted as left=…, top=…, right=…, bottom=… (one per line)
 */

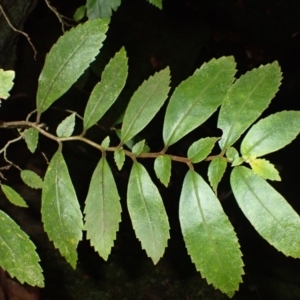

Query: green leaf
left=154, top=155, right=171, bottom=187
left=114, top=149, right=125, bottom=170
left=241, top=111, right=300, bottom=158
left=20, top=170, right=44, bottom=189
left=231, top=166, right=300, bottom=258
left=86, top=0, right=121, bottom=19
left=127, top=162, right=170, bottom=264
left=1, top=184, right=27, bottom=207
left=163, top=57, right=236, bottom=146
left=56, top=113, right=76, bottom=138
left=121, top=67, right=170, bottom=143
left=218, top=62, right=282, bottom=150
left=84, top=158, right=121, bottom=260
left=179, top=170, right=243, bottom=297
left=73, top=5, right=86, bottom=22
left=247, top=158, right=281, bottom=181
left=0, top=69, right=14, bottom=99
left=232, top=157, right=244, bottom=167
left=148, top=0, right=162, bottom=9
left=101, top=136, right=110, bottom=149
left=0, top=210, right=44, bottom=286
left=226, top=147, right=239, bottom=162
left=208, top=157, right=227, bottom=193
left=187, top=137, right=219, bottom=163
left=132, top=140, right=145, bottom=156
left=37, top=19, right=109, bottom=113
left=23, top=128, right=39, bottom=153
left=42, top=151, right=83, bottom=268
left=83, top=47, right=128, bottom=130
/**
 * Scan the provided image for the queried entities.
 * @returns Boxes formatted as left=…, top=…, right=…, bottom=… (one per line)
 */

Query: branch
left=0, top=4, right=37, bottom=59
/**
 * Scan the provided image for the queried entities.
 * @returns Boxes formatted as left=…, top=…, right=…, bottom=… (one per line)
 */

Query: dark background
left=1, top=0, right=300, bottom=299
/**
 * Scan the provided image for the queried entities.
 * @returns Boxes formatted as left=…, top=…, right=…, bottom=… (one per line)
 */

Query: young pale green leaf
left=101, top=136, right=110, bottom=149
left=248, top=158, right=281, bottom=181
left=23, top=128, right=39, bottom=153
left=218, top=62, right=282, bottom=150
left=0, top=210, right=44, bottom=287
left=231, top=166, right=300, bottom=258
left=83, top=47, right=128, bottom=130
left=226, top=147, right=239, bottom=162
left=1, top=184, right=27, bottom=207
left=37, top=19, right=109, bottom=113
left=132, top=140, right=145, bottom=156
left=232, top=157, right=244, bottom=167
left=114, top=149, right=125, bottom=170
left=121, top=67, right=170, bottom=143
left=187, top=137, right=219, bottom=163
left=127, top=162, right=170, bottom=264
left=42, top=151, right=83, bottom=268
left=163, top=56, right=236, bottom=146
left=73, top=5, right=86, bottom=22
left=86, top=0, right=121, bottom=19
left=84, top=158, right=121, bottom=261
left=0, top=69, right=14, bottom=99
left=208, top=157, right=227, bottom=193
left=241, top=111, right=300, bottom=158
left=56, top=113, right=76, bottom=138
left=148, top=0, right=162, bottom=9
left=154, top=155, right=171, bottom=187
left=20, top=170, right=44, bottom=189
left=179, top=170, right=243, bottom=297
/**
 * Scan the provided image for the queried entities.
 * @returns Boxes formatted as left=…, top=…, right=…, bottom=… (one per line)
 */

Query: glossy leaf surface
left=0, top=210, right=44, bottom=286
left=23, top=128, right=39, bottom=153
left=84, top=158, right=121, bottom=260
left=218, top=62, right=282, bottom=150
left=21, top=170, right=44, bottom=189
left=208, top=157, right=227, bottom=193
left=231, top=166, right=300, bottom=258
left=248, top=158, right=280, bottom=181
left=0, top=69, right=14, bottom=99
left=42, top=151, right=83, bottom=268
left=179, top=170, right=243, bottom=297
left=84, top=47, right=128, bottom=130
left=114, top=149, right=125, bottom=170
left=127, top=162, right=170, bottom=264
left=1, top=184, right=27, bottom=207
left=154, top=155, right=171, bottom=187
left=241, top=111, right=300, bottom=158
left=56, top=113, right=75, bottom=138
left=86, top=0, right=121, bottom=19
left=163, top=57, right=236, bottom=146
left=121, top=67, right=170, bottom=143
left=188, top=137, right=219, bottom=163
left=37, top=19, right=108, bottom=113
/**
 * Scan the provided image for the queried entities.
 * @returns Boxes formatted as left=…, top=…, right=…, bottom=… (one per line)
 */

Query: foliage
left=74, top=0, right=162, bottom=21
left=1, top=15, right=300, bottom=298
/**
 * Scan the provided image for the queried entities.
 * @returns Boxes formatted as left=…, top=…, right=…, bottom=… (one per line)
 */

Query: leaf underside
left=84, top=158, right=121, bottom=260
left=127, top=162, right=170, bottom=264
left=42, top=151, right=83, bottom=268
left=231, top=166, right=300, bottom=258
left=179, top=170, right=244, bottom=297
